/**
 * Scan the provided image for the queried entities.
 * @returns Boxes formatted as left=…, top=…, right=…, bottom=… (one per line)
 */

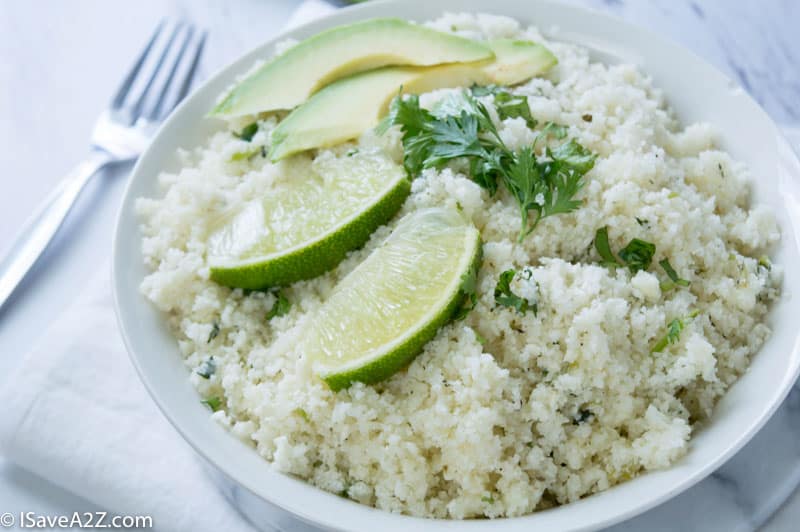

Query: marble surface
left=0, top=0, right=798, bottom=530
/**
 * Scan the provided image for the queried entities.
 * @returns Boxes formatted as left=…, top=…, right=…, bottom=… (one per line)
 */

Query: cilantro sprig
left=379, top=89, right=597, bottom=240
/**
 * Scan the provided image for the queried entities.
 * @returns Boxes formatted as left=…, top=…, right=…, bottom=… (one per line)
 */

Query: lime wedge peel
left=207, top=150, right=411, bottom=289
left=303, top=207, right=482, bottom=390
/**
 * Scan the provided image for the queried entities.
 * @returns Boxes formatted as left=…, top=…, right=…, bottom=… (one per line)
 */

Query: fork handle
left=0, top=150, right=112, bottom=310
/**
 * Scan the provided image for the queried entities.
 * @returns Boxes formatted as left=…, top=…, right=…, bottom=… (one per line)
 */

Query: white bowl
left=112, top=0, right=800, bottom=530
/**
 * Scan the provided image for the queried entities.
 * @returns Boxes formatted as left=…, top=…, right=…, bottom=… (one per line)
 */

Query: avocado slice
left=269, top=40, right=557, bottom=161
left=211, top=18, right=494, bottom=117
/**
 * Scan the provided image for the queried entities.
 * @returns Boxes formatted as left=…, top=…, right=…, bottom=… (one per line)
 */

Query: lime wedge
left=303, top=207, right=482, bottom=390
left=207, top=149, right=410, bottom=289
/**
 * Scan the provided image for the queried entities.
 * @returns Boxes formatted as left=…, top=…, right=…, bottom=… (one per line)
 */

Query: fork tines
left=111, top=20, right=207, bottom=125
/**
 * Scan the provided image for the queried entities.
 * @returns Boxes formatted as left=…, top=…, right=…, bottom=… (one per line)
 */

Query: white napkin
left=0, top=2, right=335, bottom=531
left=0, top=271, right=257, bottom=532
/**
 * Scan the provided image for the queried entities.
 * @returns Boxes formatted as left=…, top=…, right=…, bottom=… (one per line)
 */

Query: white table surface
left=1, top=0, right=798, bottom=530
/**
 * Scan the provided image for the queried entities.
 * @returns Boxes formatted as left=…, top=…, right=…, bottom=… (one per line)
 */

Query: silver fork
left=0, top=21, right=206, bottom=311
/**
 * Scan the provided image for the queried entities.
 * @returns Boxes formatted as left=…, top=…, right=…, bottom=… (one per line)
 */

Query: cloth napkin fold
left=0, top=2, right=334, bottom=531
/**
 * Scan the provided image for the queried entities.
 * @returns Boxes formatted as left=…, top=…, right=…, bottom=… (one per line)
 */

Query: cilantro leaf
left=469, top=85, right=536, bottom=127
left=494, top=269, right=537, bottom=315
left=618, top=239, right=656, bottom=274
left=539, top=141, right=591, bottom=215
left=431, top=91, right=480, bottom=119
left=537, top=121, right=568, bottom=142
left=234, top=122, right=258, bottom=142
left=266, top=293, right=291, bottom=320
left=547, top=138, right=596, bottom=173
left=381, top=92, right=502, bottom=192
left=502, top=146, right=545, bottom=238
left=381, top=94, right=492, bottom=176
left=494, top=91, right=536, bottom=127
left=424, top=112, right=487, bottom=167
left=659, top=258, right=690, bottom=291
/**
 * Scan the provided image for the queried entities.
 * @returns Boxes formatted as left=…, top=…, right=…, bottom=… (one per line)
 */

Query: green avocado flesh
left=210, top=18, right=494, bottom=117
left=269, top=39, right=557, bottom=161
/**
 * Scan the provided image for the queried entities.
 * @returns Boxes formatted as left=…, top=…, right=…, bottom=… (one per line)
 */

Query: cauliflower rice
left=136, top=13, right=781, bottom=519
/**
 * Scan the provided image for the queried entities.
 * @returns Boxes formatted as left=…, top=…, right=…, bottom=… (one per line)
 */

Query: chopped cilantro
left=207, top=321, right=220, bottom=343
left=659, top=258, right=691, bottom=291
left=594, top=227, right=656, bottom=273
left=651, top=310, right=699, bottom=353
left=229, top=147, right=261, bottom=162
left=293, top=408, right=310, bottom=421
left=758, top=255, right=771, bottom=271
left=593, top=226, right=620, bottom=267
left=494, top=269, right=537, bottom=315
left=481, top=496, right=495, bottom=504
left=379, top=90, right=596, bottom=239
left=201, top=396, right=222, bottom=412
left=196, top=357, right=216, bottom=379
left=266, top=293, right=291, bottom=320
left=618, top=239, right=656, bottom=274
left=234, top=122, right=258, bottom=142
left=573, top=408, right=593, bottom=425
